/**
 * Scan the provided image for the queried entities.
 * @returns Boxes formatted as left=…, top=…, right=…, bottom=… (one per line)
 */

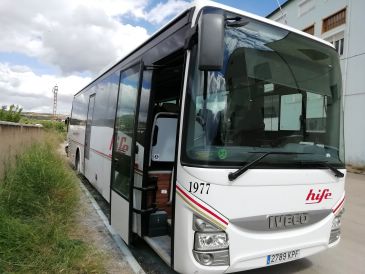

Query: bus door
left=84, top=94, right=95, bottom=172
left=110, top=63, right=143, bottom=244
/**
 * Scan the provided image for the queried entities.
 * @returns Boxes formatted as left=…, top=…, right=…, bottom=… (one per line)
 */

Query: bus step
left=144, top=235, right=171, bottom=265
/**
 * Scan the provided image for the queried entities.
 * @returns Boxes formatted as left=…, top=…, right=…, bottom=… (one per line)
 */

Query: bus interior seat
left=230, top=101, right=265, bottom=146
left=225, top=47, right=265, bottom=146
left=161, top=102, right=179, bottom=113
left=196, top=108, right=223, bottom=145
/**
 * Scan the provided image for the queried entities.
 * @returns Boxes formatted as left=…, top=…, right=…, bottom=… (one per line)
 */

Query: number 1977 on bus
left=188, top=182, right=210, bottom=194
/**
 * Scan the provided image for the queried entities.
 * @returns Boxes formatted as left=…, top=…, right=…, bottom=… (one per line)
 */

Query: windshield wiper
left=299, top=161, right=344, bottom=178
left=228, top=152, right=345, bottom=181
left=228, top=152, right=308, bottom=181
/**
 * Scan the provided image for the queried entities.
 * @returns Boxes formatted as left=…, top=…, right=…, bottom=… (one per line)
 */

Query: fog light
left=201, top=253, right=213, bottom=265
left=193, top=250, right=229, bottom=266
left=329, top=228, right=341, bottom=244
left=195, top=232, right=229, bottom=251
left=331, top=216, right=341, bottom=230
left=330, top=209, right=344, bottom=244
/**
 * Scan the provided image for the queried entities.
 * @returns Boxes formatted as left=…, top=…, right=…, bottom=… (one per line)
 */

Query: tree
left=0, top=105, right=23, bottom=123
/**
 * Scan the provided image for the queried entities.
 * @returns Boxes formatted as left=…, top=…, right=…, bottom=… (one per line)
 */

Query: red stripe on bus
left=70, top=140, right=112, bottom=160
left=90, top=148, right=112, bottom=159
left=109, top=136, right=114, bottom=151
left=176, top=185, right=228, bottom=226
left=333, top=196, right=345, bottom=214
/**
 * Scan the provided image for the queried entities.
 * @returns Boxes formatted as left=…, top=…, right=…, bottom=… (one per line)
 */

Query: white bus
left=67, top=0, right=346, bottom=272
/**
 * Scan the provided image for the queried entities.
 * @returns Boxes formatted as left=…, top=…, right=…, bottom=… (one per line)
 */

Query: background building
left=268, top=0, right=365, bottom=166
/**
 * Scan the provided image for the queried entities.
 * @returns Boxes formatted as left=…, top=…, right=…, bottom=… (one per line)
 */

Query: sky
left=0, top=0, right=286, bottom=115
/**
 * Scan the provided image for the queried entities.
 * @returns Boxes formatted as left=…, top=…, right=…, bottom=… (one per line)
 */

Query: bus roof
left=190, top=0, right=333, bottom=47
left=75, top=0, right=333, bottom=97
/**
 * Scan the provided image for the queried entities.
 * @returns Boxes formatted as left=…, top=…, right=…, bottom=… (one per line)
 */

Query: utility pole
left=52, top=85, right=58, bottom=120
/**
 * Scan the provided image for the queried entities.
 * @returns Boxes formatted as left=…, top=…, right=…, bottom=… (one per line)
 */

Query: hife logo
left=305, top=189, right=332, bottom=204
left=118, top=137, right=129, bottom=154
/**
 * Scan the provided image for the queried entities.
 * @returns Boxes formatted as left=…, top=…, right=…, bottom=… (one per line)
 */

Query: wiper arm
left=300, top=161, right=344, bottom=178
left=228, top=152, right=308, bottom=181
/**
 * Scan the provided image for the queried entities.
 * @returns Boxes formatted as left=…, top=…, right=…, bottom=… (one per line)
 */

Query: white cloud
left=0, top=0, right=192, bottom=113
left=74, top=0, right=148, bottom=18
left=0, top=63, right=90, bottom=114
left=143, top=0, right=191, bottom=24
left=0, top=0, right=150, bottom=75
left=0, top=0, right=192, bottom=74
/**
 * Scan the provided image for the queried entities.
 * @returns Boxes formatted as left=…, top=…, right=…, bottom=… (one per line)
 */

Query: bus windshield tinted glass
left=183, top=15, right=345, bottom=168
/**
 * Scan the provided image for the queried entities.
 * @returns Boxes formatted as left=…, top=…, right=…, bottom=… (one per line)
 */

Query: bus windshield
left=182, top=15, right=345, bottom=168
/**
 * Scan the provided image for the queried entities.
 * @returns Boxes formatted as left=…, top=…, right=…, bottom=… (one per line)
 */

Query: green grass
left=19, top=117, right=67, bottom=141
left=20, top=118, right=66, bottom=133
left=0, top=138, right=105, bottom=273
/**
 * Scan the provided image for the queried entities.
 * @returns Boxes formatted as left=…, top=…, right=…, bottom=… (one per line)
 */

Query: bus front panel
left=174, top=8, right=345, bottom=274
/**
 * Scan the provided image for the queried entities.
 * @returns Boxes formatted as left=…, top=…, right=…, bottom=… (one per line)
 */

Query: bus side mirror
left=198, top=8, right=225, bottom=71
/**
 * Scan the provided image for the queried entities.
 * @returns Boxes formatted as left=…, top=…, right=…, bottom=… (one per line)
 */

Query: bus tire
left=75, top=149, right=81, bottom=174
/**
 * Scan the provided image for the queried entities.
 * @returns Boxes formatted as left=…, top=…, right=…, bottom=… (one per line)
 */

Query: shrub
left=0, top=138, right=105, bottom=273
left=0, top=105, right=23, bottom=123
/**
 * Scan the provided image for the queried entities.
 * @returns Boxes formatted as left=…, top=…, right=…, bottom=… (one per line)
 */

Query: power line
left=275, top=0, right=287, bottom=24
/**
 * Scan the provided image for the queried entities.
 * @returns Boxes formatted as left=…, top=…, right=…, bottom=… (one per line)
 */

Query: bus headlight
left=192, top=215, right=230, bottom=266
left=194, top=232, right=229, bottom=251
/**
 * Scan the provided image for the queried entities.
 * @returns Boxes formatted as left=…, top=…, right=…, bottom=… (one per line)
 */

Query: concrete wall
left=0, top=121, right=43, bottom=179
left=268, top=0, right=365, bottom=166
left=343, top=0, right=365, bottom=166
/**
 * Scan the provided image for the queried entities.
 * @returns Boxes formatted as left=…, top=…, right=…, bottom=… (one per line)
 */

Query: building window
left=334, top=38, right=345, bottom=55
left=303, top=25, right=315, bottom=35
left=326, top=32, right=345, bottom=55
left=322, top=8, right=346, bottom=33
left=298, top=0, right=315, bottom=17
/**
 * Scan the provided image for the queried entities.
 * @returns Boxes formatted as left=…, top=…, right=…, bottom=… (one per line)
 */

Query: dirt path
left=60, top=142, right=134, bottom=274
left=73, top=186, right=134, bottom=274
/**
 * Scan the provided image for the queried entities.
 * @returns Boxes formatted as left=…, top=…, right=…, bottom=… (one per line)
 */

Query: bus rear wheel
left=75, top=150, right=81, bottom=174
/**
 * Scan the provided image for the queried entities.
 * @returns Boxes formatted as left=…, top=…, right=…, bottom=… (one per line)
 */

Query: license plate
left=266, top=250, right=300, bottom=265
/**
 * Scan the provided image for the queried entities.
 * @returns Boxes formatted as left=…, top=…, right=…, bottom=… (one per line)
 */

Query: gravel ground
left=60, top=143, right=134, bottom=274
left=74, top=187, right=135, bottom=274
